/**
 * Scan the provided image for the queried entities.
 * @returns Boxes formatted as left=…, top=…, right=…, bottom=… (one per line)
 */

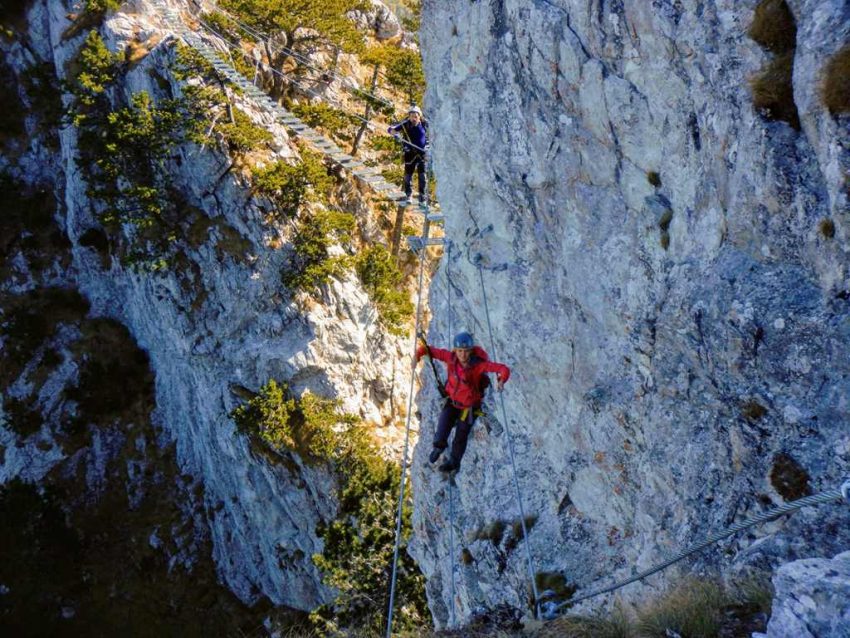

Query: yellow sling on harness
left=459, top=407, right=485, bottom=421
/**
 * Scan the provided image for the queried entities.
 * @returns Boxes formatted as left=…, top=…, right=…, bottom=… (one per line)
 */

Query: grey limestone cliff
left=1, top=0, right=414, bottom=617
left=412, top=0, right=850, bottom=628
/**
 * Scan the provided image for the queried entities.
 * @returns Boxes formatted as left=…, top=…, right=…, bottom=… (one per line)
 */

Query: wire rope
left=385, top=230, right=431, bottom=638
left=475, top=262, right=541, bottom=618
left=545, top=484, right=850, bottom=616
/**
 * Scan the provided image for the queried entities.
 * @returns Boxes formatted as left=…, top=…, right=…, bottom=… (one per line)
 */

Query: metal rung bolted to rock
left=407, top=236, right=445, bottom=251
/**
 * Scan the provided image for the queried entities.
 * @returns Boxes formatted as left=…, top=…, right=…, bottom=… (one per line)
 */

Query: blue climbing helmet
left=453, top=331, right=474, bottom=349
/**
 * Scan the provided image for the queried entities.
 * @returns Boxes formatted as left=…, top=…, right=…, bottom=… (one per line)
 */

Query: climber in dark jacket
left=387, top=105, right=429, bottom=205
left=415, top=332, right=510, bottom=473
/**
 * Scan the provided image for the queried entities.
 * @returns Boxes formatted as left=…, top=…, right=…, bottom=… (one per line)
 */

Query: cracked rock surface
left=412, top=0, right=850, bottom=627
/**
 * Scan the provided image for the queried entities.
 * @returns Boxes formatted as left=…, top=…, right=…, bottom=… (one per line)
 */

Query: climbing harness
left=476, top=257, right=541, bottom=618
left=542, top=481, right=850, bottom=618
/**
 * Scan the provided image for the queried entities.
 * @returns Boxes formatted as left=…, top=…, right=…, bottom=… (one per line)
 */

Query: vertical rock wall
left=413, top=0, right=849, bottom=626
left=2, top=0, right=414, bottom=613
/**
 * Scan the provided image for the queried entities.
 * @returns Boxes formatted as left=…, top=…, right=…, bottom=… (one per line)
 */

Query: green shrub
left=381, top=165, right=405, bottom=187
left=218, top=107, right=273, bottom=152
left=309, top=419, right=425, bottom=636
left=87, top=91, right=186, bottom=230
left=202, top=10, right=253, bottom=43
left=369, top=134, right=401, bottom=154
left=822, top=45, right=850, bottom=115
left=290, top=101, right=359, bottom=140
left=220, top=0, right=368, bottom=54
left=748, top=0, right=796, bottom=54
left=362, top=44, right=425, bottom=105
left=283, top=208, right=354, bottom=293
left=349, top=86, right=395, bottom=117
left=253, top=150, right=335, bottom=219
left=172, top=42, right=216, bottom=81
left=83, top=0, right=121, bottom=14
left=749, top=51, right=800, bottom=129
left=355, top=244, right=414, bottom=335
left=228, top=49, right=259, bottom=81
left=71, top=30, right=119, bottom=116
left=70, top=36, right=222, bottom=267
left=231, top=380, right=426, bottom=635
left=230, top=379, right=297, bottom=449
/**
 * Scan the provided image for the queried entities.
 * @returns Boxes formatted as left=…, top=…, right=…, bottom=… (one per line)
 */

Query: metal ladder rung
left=355, top=172, right=384, bottom=181
left=407, top=236, right=445, bottom=251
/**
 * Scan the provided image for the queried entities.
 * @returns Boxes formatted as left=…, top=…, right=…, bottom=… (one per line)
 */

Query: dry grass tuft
left=647, top=171, right=661, bottom=188
left=741, top=400, right=767, bottom=421
left=750, top=51, right=800, bottom=129
left=748, top=0, right=796, bottom=53
left=819, top=218, right=836, bottom=239
left=637, top=579, right=729, bottom=637
left=535, top=610, right=634, bottom=638
left=822, top=45, right=850, bottom=115
left=770, top=452, right=811, bottom=500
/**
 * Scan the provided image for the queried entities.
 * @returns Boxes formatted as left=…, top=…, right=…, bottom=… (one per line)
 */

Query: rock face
left=756, top=551, right=850, bottom=638
left=1, top=0, right=412, bottom=615
left=413, top=0, right=850, bottom=628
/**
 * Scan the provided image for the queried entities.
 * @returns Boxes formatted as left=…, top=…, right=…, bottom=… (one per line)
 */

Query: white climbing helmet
left=408, top=105, right=422, bottom=116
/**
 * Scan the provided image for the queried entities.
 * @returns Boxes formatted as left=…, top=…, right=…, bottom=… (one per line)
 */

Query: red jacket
left=416, top=345, right=510, bottom=408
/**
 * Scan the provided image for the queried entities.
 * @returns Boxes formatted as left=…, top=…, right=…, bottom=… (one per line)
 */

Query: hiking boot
left=438, top=457, right=458, bottom=473
left=429, top=448, right=443, bottom=464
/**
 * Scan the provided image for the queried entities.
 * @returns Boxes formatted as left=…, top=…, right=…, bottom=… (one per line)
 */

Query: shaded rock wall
left=413, top=0, right=849, bottom=627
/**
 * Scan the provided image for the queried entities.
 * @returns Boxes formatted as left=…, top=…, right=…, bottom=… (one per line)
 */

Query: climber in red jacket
left=415, top=331, right=510, bottom=473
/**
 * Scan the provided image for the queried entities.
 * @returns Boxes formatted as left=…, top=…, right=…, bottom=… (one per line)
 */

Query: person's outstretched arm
left=481, top=361, right=510, bottom=390
left=415, top=344, right=452, bottom=364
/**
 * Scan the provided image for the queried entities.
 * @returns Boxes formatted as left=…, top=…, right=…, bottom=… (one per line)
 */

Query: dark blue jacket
left=388, top=119, right=429, bottom=156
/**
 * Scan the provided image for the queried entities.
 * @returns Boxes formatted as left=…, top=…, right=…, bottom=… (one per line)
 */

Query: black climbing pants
left=433, top=402, right=478, bottom=466
left=403, top=151, right=426, bottom=201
